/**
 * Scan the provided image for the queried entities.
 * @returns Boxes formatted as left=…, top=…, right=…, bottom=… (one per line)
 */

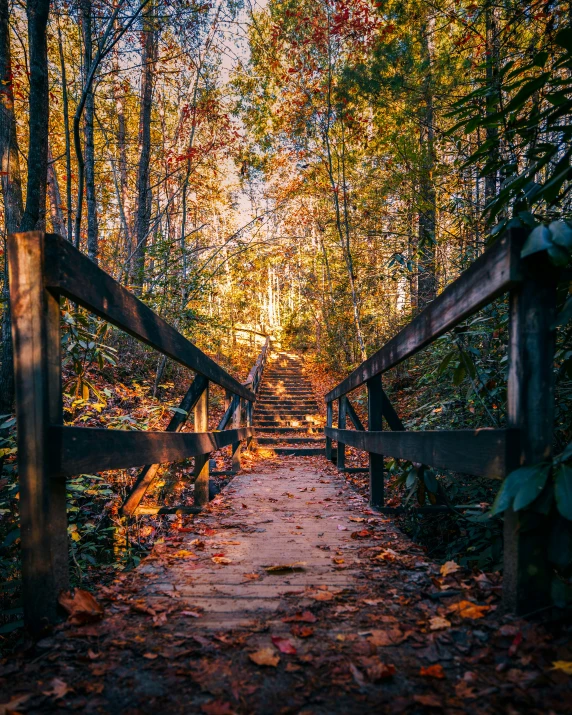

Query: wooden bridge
left=3, top=229, right=569, bottom=713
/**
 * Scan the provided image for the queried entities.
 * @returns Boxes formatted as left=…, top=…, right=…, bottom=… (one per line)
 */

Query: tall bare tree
left=0, top=0, right=24, bottom=411
left=20, top=0, right=50, bottom=232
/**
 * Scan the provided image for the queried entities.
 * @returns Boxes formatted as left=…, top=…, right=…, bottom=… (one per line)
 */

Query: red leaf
left=271, top=636, right=297, bottom=654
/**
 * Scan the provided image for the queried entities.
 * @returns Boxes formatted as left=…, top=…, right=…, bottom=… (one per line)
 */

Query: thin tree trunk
left=417, top=11, right=437, bottom=309
left=81, top=0, right=99, bottom=263
left=133, top=3, right=157, bottom=294
left=114, top=38, right=131, bottom=275
left=57, top=19, right=73, bottom=243
left=484, top=2, right=500, bottom=208
left=0, top=0, right=24, bottom=412
left=20, top=0, right=50, bottom=232
left=47, top=147, right=66, bottom=236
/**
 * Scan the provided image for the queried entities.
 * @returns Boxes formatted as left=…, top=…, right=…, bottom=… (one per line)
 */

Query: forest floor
left=1, top=455, right=571, bottom=714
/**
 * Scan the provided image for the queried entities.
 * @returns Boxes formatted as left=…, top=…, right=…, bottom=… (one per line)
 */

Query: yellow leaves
left=212, top=556, right=232, bottom=564
left=249, top=648, right=280, bottom=667
left=373, top=549, right=398, bottom=561
left=552, top=661, right=572, bottom=674
left=447, top=600, right=492, bottom=619
left=440, top=560, right=460, bottom=577
left=263, top=562, right=306, bottom=573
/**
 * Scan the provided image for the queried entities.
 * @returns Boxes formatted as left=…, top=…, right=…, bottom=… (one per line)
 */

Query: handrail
left=7, top=231, right=260, bottom=634
left=324, top=228, right=559, bottom=615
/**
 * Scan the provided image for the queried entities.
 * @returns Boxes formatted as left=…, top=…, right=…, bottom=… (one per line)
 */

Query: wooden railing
left=7, top=231, right=267, bottom=634
left=325, top=229, right=558, bottom=614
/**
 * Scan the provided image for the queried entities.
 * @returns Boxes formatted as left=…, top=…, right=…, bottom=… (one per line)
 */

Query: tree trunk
left=114, top=42, right=131, bottom=275
left=417, top=12, right=437, bottom=310
left=47, top=147, right=66, bottom=236
left=0, top=0, right=24, bottom=412
left=57, top=19, right=73, bottom=243
left=81, top=0, right=99, bottom=263
left=20, top=0, right=50, bottom=232
left=484, top=2, right=500, bottom=209
left=133, top=4, right=157, bottom=294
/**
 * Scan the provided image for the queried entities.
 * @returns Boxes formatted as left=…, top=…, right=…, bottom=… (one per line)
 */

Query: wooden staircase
left=254, top=351, right=325, bottom=455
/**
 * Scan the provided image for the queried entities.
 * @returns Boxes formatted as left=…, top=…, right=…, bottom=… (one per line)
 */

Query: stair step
left=255, top=426, right=322, bottom=434
left=256, top=437, right=325, bottom=444
left=271, top=447, right=326, bottom=456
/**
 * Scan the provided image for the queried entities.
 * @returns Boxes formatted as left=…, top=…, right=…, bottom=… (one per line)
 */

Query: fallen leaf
left=291, top=625, right=314, bottom=638
left=374, top=549, right=398, bottom=561
left=282, top=610, right=317, bottom=623
left=271, top=636, right=297, bottom=654
left=429, top=616, right=451, bottom=631
left=172, top=549, right=198, bottom=559
left=264, top=562, right=306, bottom=573
left=448, top=600, right=491, bottom=619
left=552, top=661, right=572, bottom=675
left=455, top=680, right=477, bottom=699
left=201, top=700, right=236, bottom=715
left=212, top=556, right=232, bottom=564
left=306, top=589, right=334, bottom=601
left=349, top=516, right=365, bottom=522
left=363, top=658, right=396, bottom=681
left=420, top=664, right=445, bottom=679
left=249, top=648, right=280, bottom=667
left=143, top=652, right=158, bottom=659
left=333, top=558, right=345, bottom=564
left=337, top=524, right=348, bottom=531
left=440, top=560, right=460, bottom=577
left=42, top=678, right=71, bottom=699
left=242, top=573, right=261, bottom=580
left=0, top=694, right=31, bottom=715
left=351, top=529, right=371, bottom=539
left=241, top=503, right=248, bottom=509
left=367, top=628, right=407, bottom=647
left=180, top=610, right=201, bottom=618
left=413, top=694, right=443, bottom=708
left=58, top=589, right=104, bottom=625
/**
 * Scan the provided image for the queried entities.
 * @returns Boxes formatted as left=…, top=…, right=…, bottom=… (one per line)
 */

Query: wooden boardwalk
left=140, top=461, right=370, bottom=630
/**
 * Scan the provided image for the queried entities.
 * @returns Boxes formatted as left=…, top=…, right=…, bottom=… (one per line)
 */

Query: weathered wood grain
left=325, top=427, right=518, bottom=479
left=8, top=231, right=68, bottom=634
left=51, top=426, right=254, bottom=477
left=368, top=374, right=384, bottom=508
left=43, top=233, right=254, bottom=400
left=194, top=383, right=210, bottom=506
left=326, top=232, right=523, bottom=402
left=503, top=252, right=557, bottom=614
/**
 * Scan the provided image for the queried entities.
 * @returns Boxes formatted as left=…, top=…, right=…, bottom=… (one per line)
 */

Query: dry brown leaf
left=42, top=678, right=71, bottom=700
left=367, top=628, right=406, bottom=647
left=143, top=652, right=158, bottom=659
left=282, top=610, right=317, bottom=623
left=249, top=648, right=280, bottom=667
left=58, top=589, right=104, bottom=625
left=440, top=560, right=460, bottom=577
left=413, top=694, right=443, bottom=708
left=242, top=573, right=261, bottom=580
left=429, top=616, right=451, bottom=631
left=0, top=694, right=31, bottom=715
left=291, top=625, right=314, bottom=638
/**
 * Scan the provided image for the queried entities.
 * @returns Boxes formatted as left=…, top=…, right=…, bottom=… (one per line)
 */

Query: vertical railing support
left=8, top=232, right=67, bottom=634
left=325, top=401, right=333, bottom=461
left=337, top=396, right=346, bottom=470
left=194, top=381, right=210, bottom=506
left=368, top=374, right=384, bottom=508
left=232, top=398, right=242, bottom=473
left=504, top=253, right=556, bottom=614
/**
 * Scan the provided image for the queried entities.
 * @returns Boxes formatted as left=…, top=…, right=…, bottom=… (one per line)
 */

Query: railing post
left=246, top=399, right=253, bottom=449
left=337, top=396, right=346, bottom=470
left=504, top=251, right=556, bottom=614
left=325, top=401, right=333, bottom=461
left=8, top=232, right=68, bottom=634
left=194, top=380, right=209, bottom=506
left=367, top=374, right=384, bottom=508
left=232, top=397, right=242, bottom=472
